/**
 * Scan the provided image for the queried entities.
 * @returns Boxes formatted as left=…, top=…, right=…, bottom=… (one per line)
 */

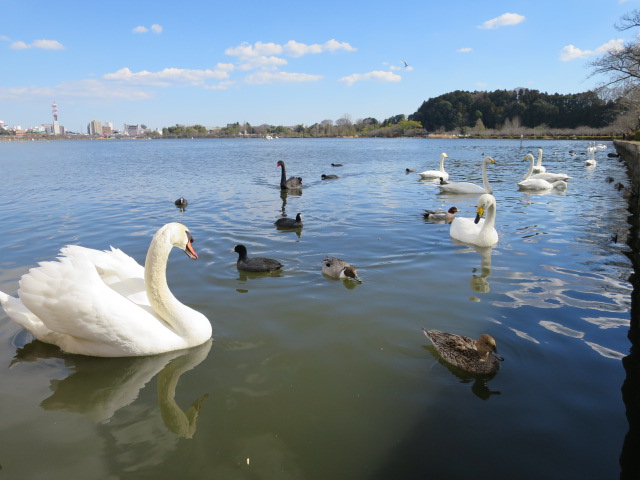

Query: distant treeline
left=408, top=88, right=618, bottom=132
left=157, top=88, right=623, bottom=139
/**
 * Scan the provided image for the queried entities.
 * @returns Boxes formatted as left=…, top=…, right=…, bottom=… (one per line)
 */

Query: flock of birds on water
left=0, top=143, right=621, bottom=375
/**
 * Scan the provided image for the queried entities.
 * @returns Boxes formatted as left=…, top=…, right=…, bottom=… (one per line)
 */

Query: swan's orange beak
left=474, top=206, right=485, bottom=224
left=185, top=238, right=198, bottom=260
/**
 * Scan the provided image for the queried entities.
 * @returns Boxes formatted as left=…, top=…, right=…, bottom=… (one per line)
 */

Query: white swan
left=449, top=194, right=498, bottom=247
left=0, top=223, right=212, bottom=357
left=518, top=177, right=568, bottom=192
left=585, top=146, right=597, bottom=166
left=521, top=154, right=570, bottom=183
left=438, top=156, right=495, bottom=195
left=418, top=152, right=449, bottom=181
left=532, top=148, right=546, bottom=173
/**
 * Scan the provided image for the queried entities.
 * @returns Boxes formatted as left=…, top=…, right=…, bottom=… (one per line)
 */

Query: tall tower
left=52, top=101, right=60, bottom=135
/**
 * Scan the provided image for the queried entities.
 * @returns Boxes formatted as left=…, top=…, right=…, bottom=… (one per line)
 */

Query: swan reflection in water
left=12, top=338, right=212, bottom=438
left=450, top=242, right=493, bottom=295
left=279, top=188, right=302, bottom=216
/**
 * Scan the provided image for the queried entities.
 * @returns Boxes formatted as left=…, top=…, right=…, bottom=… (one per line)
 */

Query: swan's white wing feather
left=61, top=245, right=148, bottom=306
left=17, top=252, right=171, bottom=350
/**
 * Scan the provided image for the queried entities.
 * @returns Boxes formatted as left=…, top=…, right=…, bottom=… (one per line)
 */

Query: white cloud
left=9, top=39, right=64, bottom=50
left=244, top=71, right=322, bottom=85
left=478, top=13, right=525, bottom=29
left=559, top=39, right=624, bottom=61
left=9, top=41, right=29, bottom=50
left=339, top=70, right=402, bottom=87
left=133, top=24, right=163, bottom=34
left=225, top=41, right=282, bottom=58
left=238, top=56, right=288, bottom=71
left=103, top=64, right=234, bottom=87
left=0, top=79, right=153, bottom=101
left=0, top=35, right=10, bottom=41
left=204, top=81, right=235, bottom=90
left=283, top=39, right=356, bottom=57
left=226, top=39, right=356, bottom=61
left=457, top=47, right=473, bottom=53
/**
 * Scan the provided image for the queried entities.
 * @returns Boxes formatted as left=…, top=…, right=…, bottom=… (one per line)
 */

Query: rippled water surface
left=0, top=138, right=633, bottom=479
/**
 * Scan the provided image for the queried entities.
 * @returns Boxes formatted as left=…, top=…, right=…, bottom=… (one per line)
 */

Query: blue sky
left=0, top=0, right=637, bottom=131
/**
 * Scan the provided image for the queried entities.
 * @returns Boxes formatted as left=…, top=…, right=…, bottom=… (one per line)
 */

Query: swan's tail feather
left=0, top=290, right=52, bottom=339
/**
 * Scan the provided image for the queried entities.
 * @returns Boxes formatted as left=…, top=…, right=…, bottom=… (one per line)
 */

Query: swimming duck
left=449, top=194, right=498, bottom=247
left=0, top=223, right=212, bottom=357
left=331, top=163, right=343, bottom=167
left=322, top=257, right=361, bottom=282
left=277, top=160, right=302, bottom=190
left=321, top=174, right=339, bottom=180
left=174, top=197, right=188, bottom=207
left=231, top=244, right=283, bottom=272
left=275, top=213, right=303, bottom=228
left=422, top=328, right=504, bottom=375
left=423, top=206, right=458, bottom=223
left=438, top=156, right=495, bottom=195
left=418, top=152, right=449, bottom=181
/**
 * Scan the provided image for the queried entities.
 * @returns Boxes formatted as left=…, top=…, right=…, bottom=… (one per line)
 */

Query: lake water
left=0, top=137, right=634, bottom=479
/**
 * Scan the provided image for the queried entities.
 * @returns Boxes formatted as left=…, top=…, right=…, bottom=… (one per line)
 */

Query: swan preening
left=449, top=194, right=498, bottom=247
left=0, top=223, right=212, bottom=357
left=422, top=328, right=504, bottom=375
left=419, top=152, right=449, bottom=181
left=520, top=153, right=570, bottom=183
left=322, top=257, right=361, bottom=282
left=438, top=156, right=495, bottom=195
left=277, top=160, right=302, bottom=189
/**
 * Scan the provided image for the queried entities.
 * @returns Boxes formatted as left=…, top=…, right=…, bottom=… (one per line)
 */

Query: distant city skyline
left=1, top=1, right=636, bottom=130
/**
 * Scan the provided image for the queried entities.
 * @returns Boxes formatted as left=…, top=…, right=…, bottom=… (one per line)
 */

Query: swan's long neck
left=145, top=229, right=190, bottom=335
left=482, top=159, right=493, bottom=194
left=439, top=154, right=445, bottom=172
left=280, top=163, right=287, bottom=186
left=483, top=201, right=497, bottom=231
left=537, top=149, right=543, bottom=167
left=523, top=156, right=534, bottom=180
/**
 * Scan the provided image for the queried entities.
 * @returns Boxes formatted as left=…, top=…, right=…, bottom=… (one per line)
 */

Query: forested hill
left=408, top=89, right=618, bottom=132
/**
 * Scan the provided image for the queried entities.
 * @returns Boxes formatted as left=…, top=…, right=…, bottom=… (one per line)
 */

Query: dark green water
left=0, top=138, right=632, bottom=479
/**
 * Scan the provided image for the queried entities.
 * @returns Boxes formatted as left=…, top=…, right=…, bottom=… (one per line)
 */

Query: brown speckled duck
left=422, top=328, right=503, bottom=375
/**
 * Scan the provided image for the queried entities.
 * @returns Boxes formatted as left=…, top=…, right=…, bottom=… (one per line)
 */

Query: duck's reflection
left=424, top=345, right=501, bottom=400
left=13, top=339, right=212, bottom=438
